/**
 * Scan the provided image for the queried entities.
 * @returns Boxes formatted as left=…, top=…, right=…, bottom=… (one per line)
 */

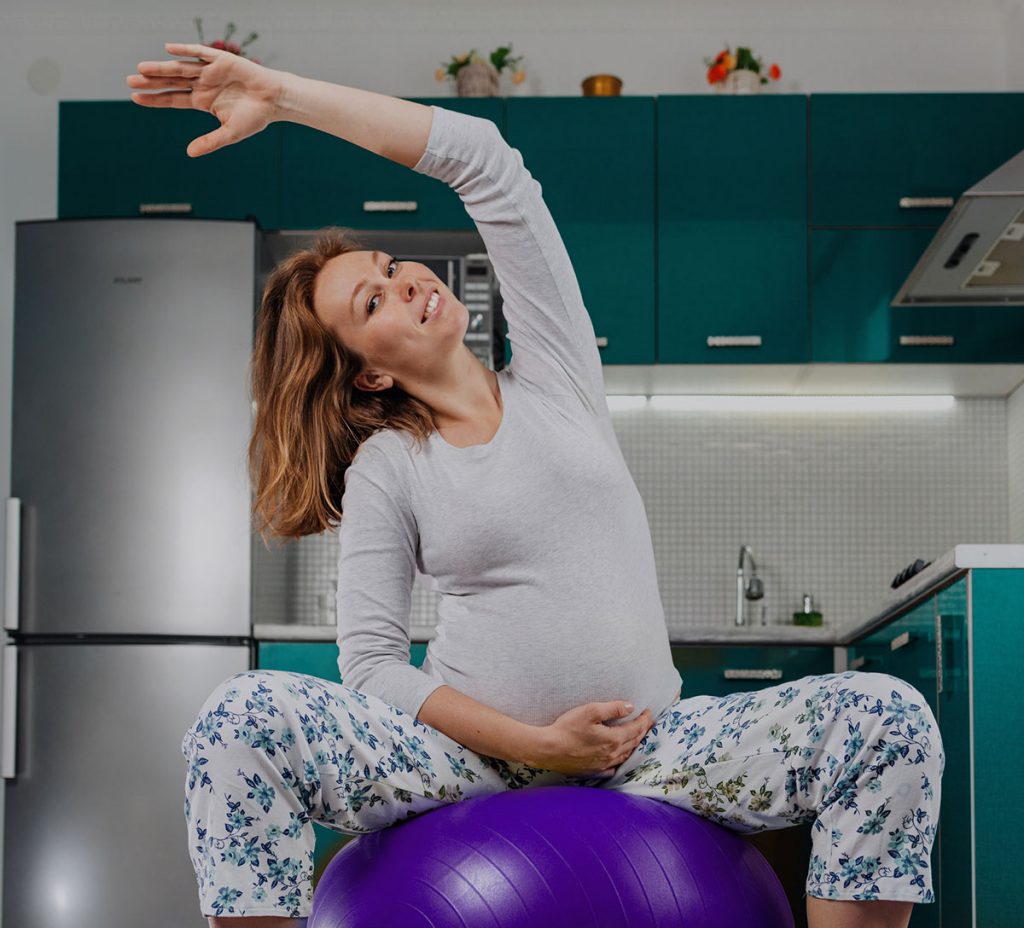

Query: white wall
left=0, top=0, right=1020, bottom=599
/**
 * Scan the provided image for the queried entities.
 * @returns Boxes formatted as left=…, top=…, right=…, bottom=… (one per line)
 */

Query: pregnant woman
left=128, top=44, right=943, bottom=928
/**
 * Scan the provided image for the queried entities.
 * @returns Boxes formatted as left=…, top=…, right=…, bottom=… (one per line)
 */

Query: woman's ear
left=353, top=370, right=395, bottom=393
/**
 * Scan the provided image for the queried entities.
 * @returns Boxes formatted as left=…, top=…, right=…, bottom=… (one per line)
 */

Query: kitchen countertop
left=253, top=544, right=1024, bottom=647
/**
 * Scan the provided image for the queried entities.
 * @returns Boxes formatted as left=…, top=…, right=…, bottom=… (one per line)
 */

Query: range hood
left=892, top=148, right=1024, bottom=306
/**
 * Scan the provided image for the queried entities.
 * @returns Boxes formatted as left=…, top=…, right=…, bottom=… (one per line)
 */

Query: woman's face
left=313, top=250, right=464, bottom=391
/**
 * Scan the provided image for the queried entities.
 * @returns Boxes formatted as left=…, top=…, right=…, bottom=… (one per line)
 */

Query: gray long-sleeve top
left=335, top=103, right=682, bottom=729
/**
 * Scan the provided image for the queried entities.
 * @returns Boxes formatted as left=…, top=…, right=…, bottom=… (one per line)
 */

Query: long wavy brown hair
left=248, top=226, right=437, bottom=545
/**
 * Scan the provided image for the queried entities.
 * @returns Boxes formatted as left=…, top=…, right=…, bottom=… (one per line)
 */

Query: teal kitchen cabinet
left=256, top=640, right=429, bottom=680
left=280, top=97, right=502, bottom=230
left=505, top=97, right=657, bottom=365
left=671, top=644, right=832, bottom=699
left=846, top=568, right=1024, bottom=928
left=255, top=639, right=430, bottom=879
left=58, top=101, right=283, bottom=225
left=656, top=95, right=809, bottom=364
left=811, top=227, right=1024, bottom=362
left=810, top=93, right=1024, bottom=228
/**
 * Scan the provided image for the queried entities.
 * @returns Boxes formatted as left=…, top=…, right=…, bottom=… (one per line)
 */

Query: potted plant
left=703, top=44, right=781, bottom=94
left=436, top=44, right=526, bottom=97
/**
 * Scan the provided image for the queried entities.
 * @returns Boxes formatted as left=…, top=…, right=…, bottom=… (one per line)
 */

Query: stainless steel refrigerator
left=3, top=218, right=256, bottom=928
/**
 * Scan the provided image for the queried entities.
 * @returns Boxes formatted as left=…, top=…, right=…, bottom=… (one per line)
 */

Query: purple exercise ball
left=308, top=784, right=795, bottom=928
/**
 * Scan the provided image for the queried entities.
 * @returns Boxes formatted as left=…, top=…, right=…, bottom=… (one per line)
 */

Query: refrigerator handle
left=4, top=498, right=19, bottom=633
left=1, top=644, right=16, bottom=779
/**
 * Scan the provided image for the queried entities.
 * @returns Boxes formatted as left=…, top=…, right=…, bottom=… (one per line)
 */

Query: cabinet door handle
left=849, top=655, right=867, bottom=670
left=4, top=499, right=19, bottom=633
left=362, top=200, right=418, bottom=213
left=723, top=668, right=783, bottom=680
left=707, top=335, right=763, bottom=348
left=596, top=336, right=608, bottom=348
left=898, top=335, right=955, bottom=347
left=898, top=197, right=955, bottom=209
left=890, top=630, right=911, bottom=651
left=139, top=203, right=193, bottom=214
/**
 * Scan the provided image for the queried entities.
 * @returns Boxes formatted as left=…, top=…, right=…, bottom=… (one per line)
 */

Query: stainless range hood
left=892, top=148, right=1024, bottom=306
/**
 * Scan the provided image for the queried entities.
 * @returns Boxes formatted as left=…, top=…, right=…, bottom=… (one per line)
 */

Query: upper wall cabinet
left=810, top=93, right=1024, bottom=228
left=59, top=102, right=284, bottom=226
left=504, top=97, right=657, bottom=365
left=279, top=97, right=502, bottom=231
left=657, top=96, right=809, bottom=364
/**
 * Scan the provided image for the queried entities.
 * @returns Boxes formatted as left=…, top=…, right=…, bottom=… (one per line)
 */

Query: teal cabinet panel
left=280, top=98, right=503, bottom=230
left=934, top=580, right=970, bottom=928
left=811, top=228, right=1024, bottom=362
left=881, top=603, right=939, bottom=705
left=811, top=93, right=1024, bottom=228
left=505, top=97, right=656, bottom=364
left=657, top=95, right=808, bottom=364
left=58, top=101, right=283, bottom=225
left=969, top=569, right=1024, bottom=928
left=672, top=645, right=833, bottom=699
left=256, top=640, right=429, bottom=681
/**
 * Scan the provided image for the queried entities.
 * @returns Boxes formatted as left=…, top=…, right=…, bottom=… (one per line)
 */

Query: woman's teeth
left=422, top=291, right=440, bottom=323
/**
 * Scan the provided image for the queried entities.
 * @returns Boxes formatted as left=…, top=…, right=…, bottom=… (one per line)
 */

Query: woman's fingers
left=163, top=41, right=223, bottom=60
left=127, top=75, right=193, bottom=89
left=129, top=91, right=193, bottom=109
left=136, top=60, right=204, bottom=78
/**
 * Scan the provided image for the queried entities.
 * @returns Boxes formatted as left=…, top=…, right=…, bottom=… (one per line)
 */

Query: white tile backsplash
left=255, top=393, right=1014, bottom=638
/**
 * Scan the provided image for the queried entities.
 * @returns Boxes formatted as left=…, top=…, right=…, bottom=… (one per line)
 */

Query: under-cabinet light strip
left=604, top=395, right=956, bottom=413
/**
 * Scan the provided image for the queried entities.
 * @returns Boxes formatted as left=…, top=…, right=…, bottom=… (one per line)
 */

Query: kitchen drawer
left=672, top=645, right=833, bottom=699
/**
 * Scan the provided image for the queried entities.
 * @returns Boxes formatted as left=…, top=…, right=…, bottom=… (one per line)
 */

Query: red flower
left=707, top=64, right=728, bottom=85
left=769, top=63, right=781, bottom=80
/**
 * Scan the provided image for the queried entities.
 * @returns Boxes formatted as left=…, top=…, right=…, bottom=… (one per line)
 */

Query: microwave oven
left=258, top=228, right=507, bottom=371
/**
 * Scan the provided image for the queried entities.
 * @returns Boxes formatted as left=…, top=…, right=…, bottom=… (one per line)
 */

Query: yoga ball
left=309, top=785, right=794, bottom=928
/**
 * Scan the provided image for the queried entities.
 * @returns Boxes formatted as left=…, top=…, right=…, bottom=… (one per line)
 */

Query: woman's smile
left=422, top=290, right=444, bottom=324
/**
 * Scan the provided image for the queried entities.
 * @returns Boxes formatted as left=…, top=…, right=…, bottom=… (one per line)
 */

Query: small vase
left=716, top=69, right=762, bottom=95
left=456, top=61, right=500, bottom=97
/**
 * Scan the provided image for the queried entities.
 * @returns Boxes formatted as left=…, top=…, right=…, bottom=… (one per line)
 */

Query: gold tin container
left=581, top=74, right=623, bottom=96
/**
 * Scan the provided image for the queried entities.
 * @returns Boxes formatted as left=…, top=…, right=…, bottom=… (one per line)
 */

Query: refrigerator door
left=2, top=641, right=251, bottom=928
left=12, top=219, right=256, bottom=637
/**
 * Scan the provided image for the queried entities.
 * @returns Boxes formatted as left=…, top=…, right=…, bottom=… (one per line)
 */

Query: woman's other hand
left=126, top=42, right=286, bottom=157
left=527, top=701, right=655, bottom=779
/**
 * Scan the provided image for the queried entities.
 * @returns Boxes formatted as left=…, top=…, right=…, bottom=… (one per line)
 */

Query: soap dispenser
left=792, top=593, right=823, bottom=627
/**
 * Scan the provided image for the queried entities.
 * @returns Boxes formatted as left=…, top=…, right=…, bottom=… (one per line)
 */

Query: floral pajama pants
left=181, top=669, right=943, bottom=919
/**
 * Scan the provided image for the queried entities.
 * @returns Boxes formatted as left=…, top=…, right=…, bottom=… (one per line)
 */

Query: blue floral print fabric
left=181, top=669, right=943, bottom=918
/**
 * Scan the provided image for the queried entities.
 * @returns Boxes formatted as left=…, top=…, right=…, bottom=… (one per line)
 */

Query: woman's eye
left=367, top=258, right=400, bottom=315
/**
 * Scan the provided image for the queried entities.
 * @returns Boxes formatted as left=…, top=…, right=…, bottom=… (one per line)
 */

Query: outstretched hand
left=126, top=42, right=285, bottom=157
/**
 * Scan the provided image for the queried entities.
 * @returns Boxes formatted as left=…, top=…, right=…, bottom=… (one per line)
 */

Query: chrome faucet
left=736, top=545, right=764, bottom=626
